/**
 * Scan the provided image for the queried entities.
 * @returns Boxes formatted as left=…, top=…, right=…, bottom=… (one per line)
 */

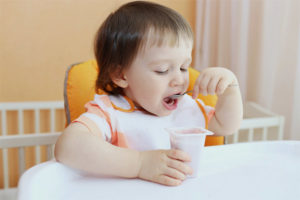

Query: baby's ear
left=110, top=69, right=128, bottom=88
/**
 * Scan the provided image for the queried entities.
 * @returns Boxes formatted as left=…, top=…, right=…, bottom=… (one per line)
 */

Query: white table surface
left=18, top=141, right=300, bottom=200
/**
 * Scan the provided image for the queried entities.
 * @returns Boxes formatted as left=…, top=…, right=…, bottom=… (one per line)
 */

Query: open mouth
left=163, top=95, right=179, bottom=110
left=164, top=97, right=176, bottom=104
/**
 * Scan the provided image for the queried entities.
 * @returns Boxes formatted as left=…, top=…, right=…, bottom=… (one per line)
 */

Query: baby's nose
left=170, top=71, right=185, bottom=87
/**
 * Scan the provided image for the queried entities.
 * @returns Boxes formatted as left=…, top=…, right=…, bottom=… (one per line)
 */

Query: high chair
left=64, top=60, right=224, bottom=146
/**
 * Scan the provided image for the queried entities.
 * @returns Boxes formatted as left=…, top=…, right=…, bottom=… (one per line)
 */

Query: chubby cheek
left=140, top=87, right=162, bottom=106
left=184, top=75, right=190, bottom=89
left=138, top=88, right=165, bottom=112
left=126, top=82, right=159, bottom=107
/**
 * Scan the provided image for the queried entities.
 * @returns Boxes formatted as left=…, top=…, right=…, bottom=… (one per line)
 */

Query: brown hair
left=94, top=1, right=193, bottom=95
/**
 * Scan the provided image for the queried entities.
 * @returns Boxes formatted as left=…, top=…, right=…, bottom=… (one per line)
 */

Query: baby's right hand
left=137, top=149, right=193, bottom=186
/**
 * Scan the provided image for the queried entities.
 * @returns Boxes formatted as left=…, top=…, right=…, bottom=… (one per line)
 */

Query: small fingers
left=215, top=78, right=228, bottom=95
left=207, top=76, right=220, bottom=95
left=157, top=175, right=182, bottom=186
left=197, top=74, right=210, bottom=96
left=167, top=149, right=191, bottom=162
left=194, top=73, right=215, bottom=97
left=164, top=167, right=186, bottom=181
left=193, top=67, right=239, bottom=97
left=192, top=73, right=203, bottom=98
left=167, top=159, right=193, bottom=175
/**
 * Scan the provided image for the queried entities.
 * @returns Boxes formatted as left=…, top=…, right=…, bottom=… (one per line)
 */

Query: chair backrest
left=64, top=60, right=224, bottom=146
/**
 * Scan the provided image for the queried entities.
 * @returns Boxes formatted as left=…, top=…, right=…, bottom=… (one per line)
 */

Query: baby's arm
left=55, top=122, right=140, bottom=177
left=54, top=122, right=192, bottom=186
left=192, top=67, right=243, bottom=135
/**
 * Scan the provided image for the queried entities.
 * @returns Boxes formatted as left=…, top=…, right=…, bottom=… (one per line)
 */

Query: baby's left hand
left=192, top=67, right=238, bottom=98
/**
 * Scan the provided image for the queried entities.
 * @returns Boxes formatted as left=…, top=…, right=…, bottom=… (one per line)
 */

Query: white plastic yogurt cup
left=166, top=127, right=214, bottom=178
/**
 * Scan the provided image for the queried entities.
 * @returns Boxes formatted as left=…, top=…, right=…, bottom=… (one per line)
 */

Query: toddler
left=55, top=1, right=243, bottom=186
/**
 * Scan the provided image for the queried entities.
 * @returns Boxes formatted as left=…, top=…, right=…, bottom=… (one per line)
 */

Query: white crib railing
left=225, top=102, right=285, bottom=144
left=0, top=133, right=61, bottom=200
left=0, top=101, right=64, bottom=198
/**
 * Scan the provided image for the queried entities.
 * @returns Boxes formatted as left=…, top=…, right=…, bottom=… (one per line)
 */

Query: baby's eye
left=180, top=68, right=188, bottom=72
left=155, top=70, right=168, bottom=74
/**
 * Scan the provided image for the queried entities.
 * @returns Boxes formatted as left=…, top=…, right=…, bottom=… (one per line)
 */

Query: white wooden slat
left=47, top=145, right=54, bottom=160
left=0, top=133, right=61, bottom=148
left=1, top=110, right=7, bottom=136
left=34, top=109, right=41, bottom=164
left=18, top=147, right=26, bottom=176
left=248, top=128, right=254, bottom=142
left=51, top=145, right=55, bottom=159
left=3, top=148, right=9, bottom=189
left=50, top=109, right=55, bottom=133
left=0, top=101, right=64, bottom=110
left=262, top=127, right=268, bottom=141
left=18, top=109, right=24, bottom=135
left=278, top=116, right=285, bottom=140
left=233, top=131, right=239, bottom=143
left=240, top=117, right=282, bottom=129
left=17, top=110, right=26, bottom=176
left=1, top=110, right=9, bottom=188
left=34, top=109, right=40, bottom=133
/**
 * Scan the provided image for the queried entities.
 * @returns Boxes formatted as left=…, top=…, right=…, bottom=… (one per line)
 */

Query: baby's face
left=121, top=37, right=193, bottom=116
